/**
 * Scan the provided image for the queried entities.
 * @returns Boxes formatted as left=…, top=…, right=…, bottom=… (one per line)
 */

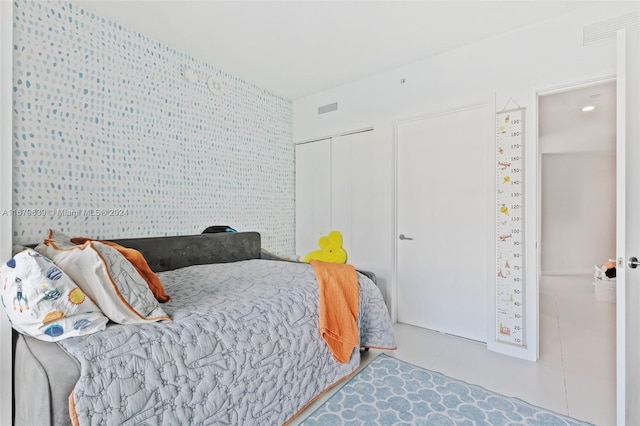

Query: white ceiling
left=539, top=81, right=616, bottom=134
left=77, top=0, right=603, bottom=99
left=539, top=80, right=616, bottom=152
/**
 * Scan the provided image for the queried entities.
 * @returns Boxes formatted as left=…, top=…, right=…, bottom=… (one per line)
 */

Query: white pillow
left=36, top=240, right=170, bottom=324
left=0, top=249, right=108, bottom=341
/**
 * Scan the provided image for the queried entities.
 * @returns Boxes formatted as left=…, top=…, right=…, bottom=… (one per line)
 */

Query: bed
left=11, top=231, right=396, bottom=425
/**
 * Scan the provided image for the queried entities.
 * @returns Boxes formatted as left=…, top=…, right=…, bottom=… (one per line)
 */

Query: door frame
left=533, top=73, right=618, bottom=417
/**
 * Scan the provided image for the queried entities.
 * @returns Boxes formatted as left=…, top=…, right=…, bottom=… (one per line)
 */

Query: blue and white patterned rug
left=301, top=354, right=592, bottom=425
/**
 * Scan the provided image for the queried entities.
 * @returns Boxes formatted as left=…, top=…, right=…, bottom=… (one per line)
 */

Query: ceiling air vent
left=318, top=102, right=338, bottom=115
left=583, top=11, right=639, bottom=46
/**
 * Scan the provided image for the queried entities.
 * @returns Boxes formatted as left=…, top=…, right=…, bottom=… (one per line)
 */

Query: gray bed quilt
left=58, top=259, right=396, bottom=425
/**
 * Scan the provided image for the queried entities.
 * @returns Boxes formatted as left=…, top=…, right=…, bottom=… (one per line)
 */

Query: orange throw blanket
left=70, top=237, right=170, bottom=303
left=310, top=260, right=359, bottom=364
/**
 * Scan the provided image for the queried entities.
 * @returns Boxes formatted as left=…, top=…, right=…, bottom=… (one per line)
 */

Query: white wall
left=293, top=2, right=639, bottom=360
left=541, top=153, right=616, bottom=275
left=541, top=124, right=616, bottom=154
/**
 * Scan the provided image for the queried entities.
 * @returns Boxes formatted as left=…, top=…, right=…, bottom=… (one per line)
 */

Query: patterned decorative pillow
left=44, top=229, right=171, bottom=302
left=36, top=240, right=171, bottom=324
left=70, top=237, right=171, bottom=303
left=0, top=249, right=108, bottom=341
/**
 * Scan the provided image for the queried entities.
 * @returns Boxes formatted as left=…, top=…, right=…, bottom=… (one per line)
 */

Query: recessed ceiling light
left=590, top=94, right=601, bottom=98
left=582, top=105, right=596, bottom=112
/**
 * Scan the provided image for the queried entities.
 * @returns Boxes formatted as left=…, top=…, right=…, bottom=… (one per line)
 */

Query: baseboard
left=540, top=269, right=593, bottom=276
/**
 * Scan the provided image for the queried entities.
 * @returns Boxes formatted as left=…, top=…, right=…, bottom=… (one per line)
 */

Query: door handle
left=399, top=234, right=413, bottom=240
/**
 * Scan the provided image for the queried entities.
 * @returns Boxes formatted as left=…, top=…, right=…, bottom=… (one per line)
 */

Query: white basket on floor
left=593, top=279, right=616, bottom=303
left=593, top=264, right=616, bottom=303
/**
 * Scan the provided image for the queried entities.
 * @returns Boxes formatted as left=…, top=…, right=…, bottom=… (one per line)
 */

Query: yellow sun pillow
left=303, top=231, right=347, bottom=264
left=0, top=249, right=108, bottom=341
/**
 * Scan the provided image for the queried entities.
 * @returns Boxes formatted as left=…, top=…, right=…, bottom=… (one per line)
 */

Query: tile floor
left=291, top=274, right=616, bottom=425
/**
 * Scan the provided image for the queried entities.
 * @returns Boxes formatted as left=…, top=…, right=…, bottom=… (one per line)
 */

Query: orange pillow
left=70, top=237, right=170, bottom=303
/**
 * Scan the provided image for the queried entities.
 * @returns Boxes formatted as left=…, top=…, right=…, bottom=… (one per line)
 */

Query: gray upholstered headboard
left=109, top=231, right=262, bottom=272
left=25, top=231, right=262, bottom=272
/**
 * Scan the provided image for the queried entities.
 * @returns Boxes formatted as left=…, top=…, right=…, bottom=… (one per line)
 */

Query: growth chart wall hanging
left=495, top=104, right=526, bottom=347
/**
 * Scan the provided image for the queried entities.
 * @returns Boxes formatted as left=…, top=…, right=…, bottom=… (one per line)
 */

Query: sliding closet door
left=295, top=139, right=331, bottom=256
left=296, top=132, right=378, bottom=265
left=331, top=131, right=376, bottom=267
left=397, top=106, right=488, bottom=342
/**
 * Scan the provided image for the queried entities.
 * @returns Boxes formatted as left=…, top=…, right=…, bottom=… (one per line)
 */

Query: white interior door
left=295, top=139, right=331, bottom=256
left=617, top=27, right=640, bottom=426
left=397, top=106, right=488, bottom=342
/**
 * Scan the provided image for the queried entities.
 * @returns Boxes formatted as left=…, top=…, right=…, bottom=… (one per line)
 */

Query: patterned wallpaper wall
left=11, top=0, right=294, bottom=254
